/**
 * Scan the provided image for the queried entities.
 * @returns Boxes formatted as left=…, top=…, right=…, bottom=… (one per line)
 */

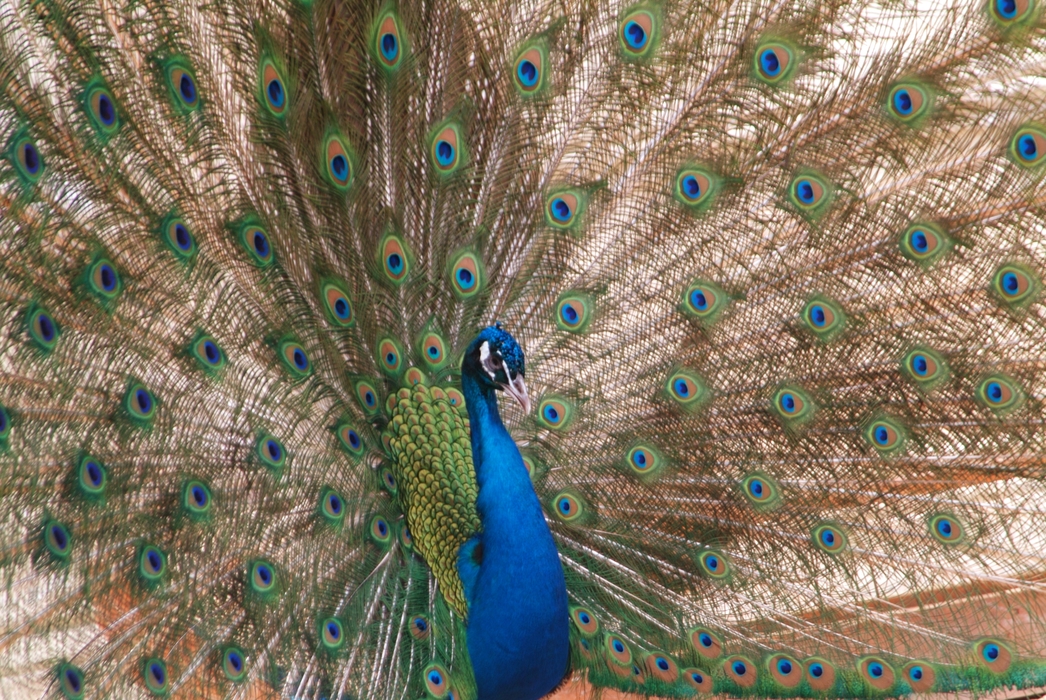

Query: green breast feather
left=386, top=380, right=480, bottom=617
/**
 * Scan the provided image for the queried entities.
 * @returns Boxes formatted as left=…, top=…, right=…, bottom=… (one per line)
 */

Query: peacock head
left=463, top=325, right=530, bottom=413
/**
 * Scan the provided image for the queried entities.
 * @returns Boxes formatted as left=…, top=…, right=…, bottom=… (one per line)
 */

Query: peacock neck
left=460, top=372, right=569, bottom=700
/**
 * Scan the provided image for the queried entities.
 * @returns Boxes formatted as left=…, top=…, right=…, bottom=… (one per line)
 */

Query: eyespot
left=888, top=83, right=929, bottom=122
left=222, top=647, right=246, bottom=682
left=898, top=223, right=950, bottom=266
left=319, top=280, right=354, bottom=327
left=397, top=521, right=412, bottom=550
left=741, top=473, right=780, bottom=507
left=754, top=42, right=794, bottom=84
left=551, top=490, right=586, bottom=522
left=369, top=515, right=392, bottom=545
left=77, top=456, right=106, bottom=497
left=125, top=384, right=157, bottom=423
left=182, top=480, right=212, bottom=517
left=143, top=658, right=169, bottom=695
left=44, top=520, right=72, bottom=559
left=789, top=174, right=829, bottom=211
left=619, top=10, right=657, bottom=58
left=975, top=639, right=1011, bottom=673
left=570, top=606, right=599, bottom=635
left=990, top=0, right=1033, bottom=25
left=279, top=340, right=311, bottom=378
left=424, top=663, right=449, bottom=698
left=675, top=167, right=715, bottom=207
left=555, top=293, right=592, bottom=333
left=805, top=658, right=836, bottom=691
left=28, top=305, right=59, bottom=351
left=859, top=657, right=895, bottom=690
left=682, top=279, right=727, bottom=321
left=977, top=375, right=1021, bottom=414
left=248, top=560, right=277, bottom=595
left=409, top=614, right=430, bottom=640
left=57, top=663, right=85, bottom=699
left=336, top=423, right=365, bottom=458
left=1011, top=126, right=1046, bottom=166
left=902, top=347, right=948, bottom=389
left=356, top=381, right=380, bottom=415
left=430, top=123, right=463, bottom=174
left=138, top=544, right=167, bottom=582
left=374, top=13, right=403, bottom=69
left=513, top=45, right=546, bottom=94
left=689, top=627, right=722, bottom=659
left=0, top=405, right=11, bottom=442
left=903, top=661, right=935, bottom=691
left=419, top=332, right=448, bottom=370
left=605, top=635, right=632, bottom=666
left=645, top=652, right=679, bottom=682
left=545, top=189, right=585, bottom=231
left=445, top=388, right=466, bottom=413
left=319, top=488, right=345, bottom=525
left=320, top=617, right=344, bottom=650
left=239, top=222, right=273, bottom=266
left=771, top=386, right=814, bottom=425
left=256, top=434, right=287, bottom=471
left=259, top=60, right=287, bottom=116
left=929, top=513, right=965, bottom=544
left=683, top=668, right=714, bottom=693
left=537, top=397, right=573, bottom=430
left=626, top=444, right=663, bottom=479
left=376, top=338, right=403, bottom=376
left=802, top=297, right=845, bottom=341
left=10, top=131, right=43, bottom=183
left=323, top=133, right=354, bottom=190
left=697, top=549, right=730, bottom=579
left=160, top=215, right=196, bottom=260
left=812, top=523, right=847, bottom=553
left=449, top=251, right=484, bottom=298
left=665, top=370, right=707, bottom=411
left=85, top=83, right=119, bottom=134
left=769, top=654, right=801, bottom=688
left=724, top=656, right=757, bottom=688
left=992, top=264, right=1038, bottom=305
left=166, top=60, right=200, bottom=112
left=864, top=417, right=905, bottom=455
left=190, top=334, right=226, bottom=372
left=380, top=234, right=411, bottom=284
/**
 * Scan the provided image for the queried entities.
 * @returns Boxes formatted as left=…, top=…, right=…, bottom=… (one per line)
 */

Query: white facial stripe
left=479, top=341, right=496, bottom=380
left=478, top=340, right=501, bottom=380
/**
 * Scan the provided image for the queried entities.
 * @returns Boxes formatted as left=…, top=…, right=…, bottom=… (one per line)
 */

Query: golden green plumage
left=386, top=380, right=480, bottom=617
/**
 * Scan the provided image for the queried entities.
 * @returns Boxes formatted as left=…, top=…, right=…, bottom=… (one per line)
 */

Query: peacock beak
left=501, top=372, right=531, bottom=415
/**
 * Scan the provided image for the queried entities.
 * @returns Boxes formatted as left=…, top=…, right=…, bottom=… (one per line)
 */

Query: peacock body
left=1, top=0, right=1046, bottom=698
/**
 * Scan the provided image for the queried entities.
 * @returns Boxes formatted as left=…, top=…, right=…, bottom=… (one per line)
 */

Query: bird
left=1, top=0, right=1046, bottom=696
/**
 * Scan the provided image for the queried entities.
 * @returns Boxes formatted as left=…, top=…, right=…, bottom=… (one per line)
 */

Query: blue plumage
left=460, top=328, right=569, bottom=700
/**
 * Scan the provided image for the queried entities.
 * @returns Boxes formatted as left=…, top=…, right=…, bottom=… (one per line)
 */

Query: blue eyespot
left=136, top=389, right=152, bottom=414
left=821, top=529, right=834, bottom=546
left=202, top=340, right=220, bottom=365
left=868, top=662, right=883, bottom=678
left=909, top=666, right=923, bottom=680
left=348, top=430, right=361, bottom=448
left=689, top=288, right=707, bottom=310
left=267, top=440, right=281, bottom=461
left=435, top=140, right=455, bottom=167
left=749, top=479, right=764, bottom=497
left=809, top=305, right=826, bottom=327
left=733, top=661, right=747, bottom=676
left=180, top=74, right=196, bottom=103
left=191, top=485, right=207, bottom=506
left=550, top=198, right=572, bottom=222
left=796, top=180, right=815, bottom=204
left=657, top=658, right=670, bottom=671
left=912, top=354, right=928, bottom=376
left=760, top=49, right=780, bottom=76
left=456, top=267, right=474, bottom=289
left=706, top=555, right=719, bottom=570
left=624, top=21, right=646, bottom=49
left=996, top=0, right=1017, bottom=18
left=681, top=174, right=701, bottom=199
left=365, top=391, right=375, bottom=406
left=780, top=393, right=795, bottom=412
left=544, top=405, right=560, bottom=423
left=777, top=659, right=793, bottom=675
left=699, top=633, right=712, bottom=647
left=174, top=223, right=192, bottom=251
left=517, top=59, right=538, bottom=87
left=579, top=612, right=590, bottom=624
left=613, top=640, right=625, bottom=653
left=381, top=33, right=398, bottom=61
left=674, top=379, right=689, bottom=397
left=387, top=253, right=403, bottom=274
left=428, top=670, right=443, bottom=686
left=893, top=89, right=913, bottom=115
left=810, top=663, right=823, bottom=678
left=253, top=230, right=269, bottom=258
left=983, top=643, right=1000, bottom=661
left=331, top=154, right=348, bottom=181
left=293, top=348, right=307, bottom=370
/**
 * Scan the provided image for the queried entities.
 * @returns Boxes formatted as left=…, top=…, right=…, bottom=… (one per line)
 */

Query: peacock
left=1, top=0, right=1046, bottom=697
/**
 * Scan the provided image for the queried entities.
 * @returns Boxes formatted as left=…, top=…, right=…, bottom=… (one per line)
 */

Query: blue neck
left=460, top=373, right=569, bottom=700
